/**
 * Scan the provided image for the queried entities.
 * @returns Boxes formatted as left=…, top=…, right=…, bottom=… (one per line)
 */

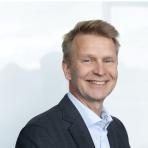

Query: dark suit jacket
left=16, top=94, right=130, bottom=148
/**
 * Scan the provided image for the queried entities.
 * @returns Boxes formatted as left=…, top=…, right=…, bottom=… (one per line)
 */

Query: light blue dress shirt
left=68, top=92, right=113, bottom=148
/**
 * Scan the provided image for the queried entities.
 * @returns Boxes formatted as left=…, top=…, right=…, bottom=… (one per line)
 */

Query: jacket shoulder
left=27, top=104, right=61, bottom=127
left=16, top=104, right=62, bottom=148
left=111, top=116, right=128, bottom=132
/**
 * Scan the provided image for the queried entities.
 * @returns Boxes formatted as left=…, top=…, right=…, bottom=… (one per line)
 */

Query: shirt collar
left=68, top=92, right=113, bottom=130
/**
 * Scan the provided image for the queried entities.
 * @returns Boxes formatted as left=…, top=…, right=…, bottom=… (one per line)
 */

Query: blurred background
left=0, top=0, right=148, bottom=147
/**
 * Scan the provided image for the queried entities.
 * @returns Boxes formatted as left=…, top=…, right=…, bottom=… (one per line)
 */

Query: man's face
left=63, top=34, right=118, bottom=103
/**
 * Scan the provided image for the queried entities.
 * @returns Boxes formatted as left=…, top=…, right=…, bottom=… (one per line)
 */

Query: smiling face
left=63, top=34, right=118, bottom=105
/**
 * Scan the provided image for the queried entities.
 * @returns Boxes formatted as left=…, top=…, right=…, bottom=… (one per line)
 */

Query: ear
left=62, top=61, right=72, bottom=80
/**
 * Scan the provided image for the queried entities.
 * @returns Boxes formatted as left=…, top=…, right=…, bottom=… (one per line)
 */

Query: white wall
left=0, top=1, right=148, bottom=148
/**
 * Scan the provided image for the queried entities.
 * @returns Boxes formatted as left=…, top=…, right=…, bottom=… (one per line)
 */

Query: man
left=16, top=20, right=130, bottom=148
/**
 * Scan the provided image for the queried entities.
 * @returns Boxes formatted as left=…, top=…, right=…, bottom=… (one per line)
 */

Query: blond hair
left=62, top=20, right=120, bottom=63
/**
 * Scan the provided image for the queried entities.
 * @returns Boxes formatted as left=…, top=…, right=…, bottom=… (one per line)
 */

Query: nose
left=93, top=61, right=105, bottom=76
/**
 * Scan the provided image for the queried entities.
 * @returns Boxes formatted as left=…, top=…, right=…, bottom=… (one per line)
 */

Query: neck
left=78, top=97, right=103, bottom=116
left=70, top=92, right=104, bottom=116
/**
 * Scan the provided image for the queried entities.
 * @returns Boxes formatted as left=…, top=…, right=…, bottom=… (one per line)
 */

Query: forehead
left=71, top=34, right=116, bottom=57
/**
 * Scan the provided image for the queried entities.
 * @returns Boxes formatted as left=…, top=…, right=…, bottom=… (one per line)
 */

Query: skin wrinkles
left=63, top=34, right=118, bottom=115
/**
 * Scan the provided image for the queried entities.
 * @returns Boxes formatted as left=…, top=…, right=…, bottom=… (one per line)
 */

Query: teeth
left=89, top=80, right=106, bottom=85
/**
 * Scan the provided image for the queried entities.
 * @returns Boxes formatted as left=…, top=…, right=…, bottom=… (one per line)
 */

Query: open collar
left=68, top=92, right=112, bottom=130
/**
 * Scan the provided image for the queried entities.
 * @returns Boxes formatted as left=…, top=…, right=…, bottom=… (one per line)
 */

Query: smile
left=87, top=80, right=107, bottom=85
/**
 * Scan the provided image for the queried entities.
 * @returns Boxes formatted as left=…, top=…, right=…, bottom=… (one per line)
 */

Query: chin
left=86, top=94, right=105, bottom=102
left=94, top=97, right=105, bottom=102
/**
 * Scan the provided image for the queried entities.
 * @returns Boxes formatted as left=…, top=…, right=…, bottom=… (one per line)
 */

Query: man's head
left=62, top=20, right=119, bottom=65
left=62, top=20, right=119, bottom=108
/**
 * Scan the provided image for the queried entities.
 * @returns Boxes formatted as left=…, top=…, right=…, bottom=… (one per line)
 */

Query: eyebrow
left=78, top=53, right=117, bottom=61
left=79, top=53, right=115, bottom=57
left=78, top=53, right=96, bottom=57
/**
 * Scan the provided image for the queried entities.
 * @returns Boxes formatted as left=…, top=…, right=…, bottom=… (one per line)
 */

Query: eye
left=80, top=57, right=92, bottom=63
left=80, top=56, right=96, bottom=63
left=82, top=59, right=91, bottom=63
left=104, top=58, right=115, bottom=63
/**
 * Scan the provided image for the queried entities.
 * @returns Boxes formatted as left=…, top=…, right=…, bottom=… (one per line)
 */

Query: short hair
left=62, top=20, right=120, bottom=63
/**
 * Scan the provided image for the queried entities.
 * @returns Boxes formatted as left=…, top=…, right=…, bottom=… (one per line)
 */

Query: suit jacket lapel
left=68, top=118, right=95, bottom=148
left=59, top=95, right=95, bottom=148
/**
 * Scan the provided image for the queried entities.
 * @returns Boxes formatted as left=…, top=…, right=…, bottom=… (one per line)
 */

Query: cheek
left=112, top=68, right=118, bottom=79
left=107, top=66, right=118, bottom=79
left=70, top=67, right=84, bottom=82
left=70, top=63, right=91, bottom=81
